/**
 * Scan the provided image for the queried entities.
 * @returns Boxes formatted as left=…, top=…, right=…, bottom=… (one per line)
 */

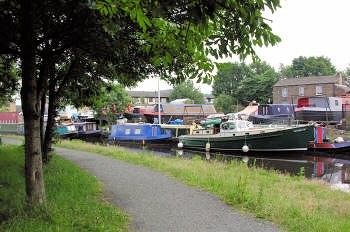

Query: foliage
left=58, top=139, right=350, bottom=232
left=213, top=61, right=278, bottom=106
left=0, top=55, right=18, bottom=106
left=81, top=84, right=132, bottom=121
left=340, top=66, right=350, bottom=86
left=0, top=145, right=128, bottom=231
left=214, top=94, right=237, bottom=114
left=280, top=56, right=336, bottom=78
left=95, top=0, right=282, bottom=83
left=238, top=61, right=278, bottom=103
left=169, top=80, right=205, bottom=104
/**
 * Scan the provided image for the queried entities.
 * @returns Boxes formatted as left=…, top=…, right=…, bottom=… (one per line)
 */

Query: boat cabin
left=108, top=124, right=171, bottom=141
left=297, top=97, right=342, bottom=110
left=220, top=120, right=253, bottom=132
left=56, top=124, right=78, bottom=138
left=258, top=104, right=295, bottom=116
left=192, top=120, right=253, bottom=135
left=74, top=122, right=98, bottom=133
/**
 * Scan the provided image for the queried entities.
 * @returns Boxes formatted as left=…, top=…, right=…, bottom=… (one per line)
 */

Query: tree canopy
left=169, top=80, right=205, bottom=104
left=213, top=61, right=278, bottom=110
left=0, top=56, right=18, bottom=106
left=214, top=94, right=238, bottom=114
left=280, top=56, right=336, bottom=78
left=0, top=0, right=282, bottom=207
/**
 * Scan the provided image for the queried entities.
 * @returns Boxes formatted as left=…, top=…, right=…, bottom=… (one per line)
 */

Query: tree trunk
left=40, top=92, right=48, bottom=162
left=20, top=0, right=46, bottom=206
left=42, top=80, right=57, bottom=162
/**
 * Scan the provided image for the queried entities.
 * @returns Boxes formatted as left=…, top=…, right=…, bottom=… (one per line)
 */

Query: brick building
left=273, top=74, right=350, bottom=104
left=128, top=90, right=172, bottom=105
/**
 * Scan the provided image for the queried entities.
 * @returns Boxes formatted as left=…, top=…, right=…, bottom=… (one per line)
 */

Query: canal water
left=111, top=143, right=350, bottom=193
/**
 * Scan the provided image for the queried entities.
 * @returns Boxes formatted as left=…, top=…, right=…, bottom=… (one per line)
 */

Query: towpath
left=2, top=138, right=280, bottom=232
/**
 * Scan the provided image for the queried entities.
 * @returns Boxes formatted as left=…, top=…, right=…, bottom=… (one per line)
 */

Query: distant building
left=128, top=90, right=172, bottom=105
left=273, top=74, right=350, bottom=104
left=0, top=112, right=19, bottom=123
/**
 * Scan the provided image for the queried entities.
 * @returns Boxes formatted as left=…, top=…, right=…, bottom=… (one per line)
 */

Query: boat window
left=246, top=121, right=253, bottom=128
left=135, top=128, right=141, bottom=134
left=221, top=123, right=235, bottom=130
left=237, top=121, right=248, bottom=129
left=335, top=100, right=339, bottom=106
left=125, top=129, right=130, bottom=135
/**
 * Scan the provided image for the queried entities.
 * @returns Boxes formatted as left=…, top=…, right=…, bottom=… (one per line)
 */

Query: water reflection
left=113, top=143, right=350, bottom=193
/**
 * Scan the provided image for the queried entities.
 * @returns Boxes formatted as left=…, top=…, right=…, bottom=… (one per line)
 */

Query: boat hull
left=179, top=125, right=315, bottom=152
left=308, top=141, right=350, bottom=154
left=295, top=110, right=342, bottom=123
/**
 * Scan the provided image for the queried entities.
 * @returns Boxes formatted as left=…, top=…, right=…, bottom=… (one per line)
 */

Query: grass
left=4, top=136, right=350, bottom=231
left=56, top=139, right=350, bottom=232
left=0, top=144, right=129, bottom=232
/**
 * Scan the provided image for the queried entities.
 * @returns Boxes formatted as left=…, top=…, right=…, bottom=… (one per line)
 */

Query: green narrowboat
left=178, top=120, right=315, bottom=152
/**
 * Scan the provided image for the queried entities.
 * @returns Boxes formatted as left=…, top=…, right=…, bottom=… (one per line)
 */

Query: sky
left=132, top=0, right=350, bottom=94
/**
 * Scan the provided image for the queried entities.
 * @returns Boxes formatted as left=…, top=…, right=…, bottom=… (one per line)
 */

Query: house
left=128, top=90, right=171, bottom=105
left=273, top=74, right=350, bottom=104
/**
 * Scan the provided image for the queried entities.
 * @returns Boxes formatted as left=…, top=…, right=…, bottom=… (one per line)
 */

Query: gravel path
left=3, top=138, right=280, bottom=232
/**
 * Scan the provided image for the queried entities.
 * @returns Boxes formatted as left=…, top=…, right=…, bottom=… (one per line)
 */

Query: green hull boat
left=179, top=120, right=315, bottom=152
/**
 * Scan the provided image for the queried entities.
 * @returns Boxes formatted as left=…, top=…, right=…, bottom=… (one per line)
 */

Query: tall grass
left=58, top=140, right=350, bottom=232
left=0, top=145, right=128, bottom=232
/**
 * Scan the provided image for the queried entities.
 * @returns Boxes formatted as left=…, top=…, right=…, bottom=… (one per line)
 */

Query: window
left=125, top=129, right=130, bottom=135
left=135, top=128, right=141, bottom=134
left=315, top=86, right=323, bottom=96
left=148, top=97, right=153, bottom=102
left=299, top=87, right=304, bottom=96
left=282, top=87, right=288, bottom=97
left=221, top=123, right=236, bottom=130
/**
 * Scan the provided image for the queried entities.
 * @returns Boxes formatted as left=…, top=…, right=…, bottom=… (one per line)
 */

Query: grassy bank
left=0, top=145, right=128, bottom=231
left=56, top=140, right=350, bottom=232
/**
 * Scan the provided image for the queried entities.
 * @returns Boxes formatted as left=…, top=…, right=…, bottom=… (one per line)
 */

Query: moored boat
left=248, top=104, right=295, bottom=124
left=74, top=122, right=102, bottom=141
left=295, top=97, right=343, bottom=123
left=108, top=123, right=172, bottom=145
left=178, top=120, right=315, bottom=152
left=308, top=126, right=350, bottom=154
left=56, top=123, right=78, bottom=139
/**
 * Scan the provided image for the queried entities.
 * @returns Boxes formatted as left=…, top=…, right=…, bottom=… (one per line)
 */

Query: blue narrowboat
left=248, top=104, right=295, bottom=124
left=108, top=123, right=172, bottom=144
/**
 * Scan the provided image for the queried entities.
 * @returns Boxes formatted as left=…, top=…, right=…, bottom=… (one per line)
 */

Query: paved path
left=2, top=138, right=280, bottom=232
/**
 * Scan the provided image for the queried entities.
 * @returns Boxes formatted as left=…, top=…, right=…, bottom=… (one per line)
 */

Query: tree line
left=213, top=56, right=348, bottom=114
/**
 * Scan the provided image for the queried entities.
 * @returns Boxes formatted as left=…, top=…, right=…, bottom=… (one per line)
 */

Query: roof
left=128, top=89, right=172, bottom=98
left=274, top=75, right=340, bottom=87
left=0, top=112, right=19, bottom=123
left=145, top=104, right=216, bottom=115
left=170, top=98, right=190, bottom=104
left=237, top=105, right=258, bottom=115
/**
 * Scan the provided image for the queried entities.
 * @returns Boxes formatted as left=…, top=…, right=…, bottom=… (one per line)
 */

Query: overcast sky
left=132, top=0, right=350, bottom=94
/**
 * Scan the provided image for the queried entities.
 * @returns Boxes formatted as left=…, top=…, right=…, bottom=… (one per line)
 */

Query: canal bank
left=2, top=138, right=279, bottom=232
left=3, top=137, right=350, bottom=231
